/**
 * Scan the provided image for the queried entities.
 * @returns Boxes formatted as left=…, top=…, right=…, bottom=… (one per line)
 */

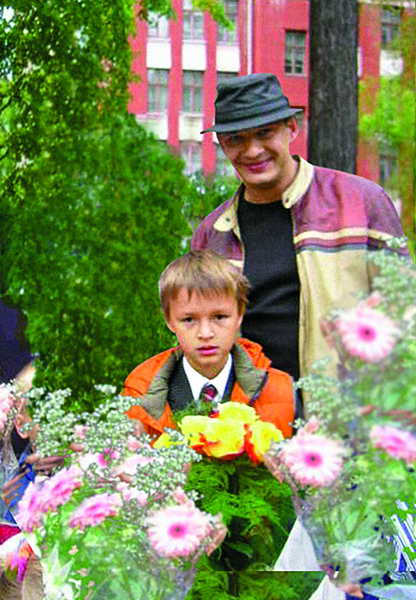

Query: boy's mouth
left=197, top=346, right=218, bottom=356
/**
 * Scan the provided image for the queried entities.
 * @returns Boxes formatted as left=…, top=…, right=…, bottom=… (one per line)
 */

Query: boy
left=124, top=251, right=299, bottom=439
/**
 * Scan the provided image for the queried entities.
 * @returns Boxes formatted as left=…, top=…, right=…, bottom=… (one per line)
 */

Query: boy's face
left=166, top=288, right=243, bottom=379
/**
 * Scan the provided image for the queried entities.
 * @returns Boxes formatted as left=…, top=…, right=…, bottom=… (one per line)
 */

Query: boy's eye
left=214, top=314, right=228, bottom=321
left=181, top=317, right=194, bottom=323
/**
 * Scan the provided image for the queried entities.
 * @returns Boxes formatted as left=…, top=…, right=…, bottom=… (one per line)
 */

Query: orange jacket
left=124, top=338, right=295, bottom=440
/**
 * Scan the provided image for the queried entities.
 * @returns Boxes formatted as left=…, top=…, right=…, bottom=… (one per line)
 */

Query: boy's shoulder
left=124, top=346, right=182, bottom=397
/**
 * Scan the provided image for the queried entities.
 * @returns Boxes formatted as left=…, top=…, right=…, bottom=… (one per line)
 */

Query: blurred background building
left=128, top=0, right=414, bottom=209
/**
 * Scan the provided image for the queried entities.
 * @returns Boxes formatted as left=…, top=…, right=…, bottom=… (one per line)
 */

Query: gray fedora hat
left=201, top=73, right=302, bottom=134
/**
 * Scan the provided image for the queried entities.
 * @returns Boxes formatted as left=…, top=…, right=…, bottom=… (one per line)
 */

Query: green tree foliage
left=184, top=172, right=239, bottom=235
left=1, top=1, right=234, bottom=407
left=359, top=11, right=415, bottom=252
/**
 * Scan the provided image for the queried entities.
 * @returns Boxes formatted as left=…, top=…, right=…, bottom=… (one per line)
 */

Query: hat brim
left=201, top=107, right=303, bottom=134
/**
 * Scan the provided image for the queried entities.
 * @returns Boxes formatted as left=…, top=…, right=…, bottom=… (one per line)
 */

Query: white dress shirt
left=183, top=354, right=233, bottom=405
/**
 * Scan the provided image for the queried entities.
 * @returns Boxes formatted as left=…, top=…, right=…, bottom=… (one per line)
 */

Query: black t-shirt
left=237, top=195, right=301, bottom=381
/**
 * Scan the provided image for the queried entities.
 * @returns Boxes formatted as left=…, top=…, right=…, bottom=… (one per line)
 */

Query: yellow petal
left=248, top=421, right=283, bottom=460
left=217, top=402, right=258, bottom=425
left=153, top=432, right=183, bottom=449
left=206, top=420, right=246, bottom=458
left=180, top=416, right=212, bottom=446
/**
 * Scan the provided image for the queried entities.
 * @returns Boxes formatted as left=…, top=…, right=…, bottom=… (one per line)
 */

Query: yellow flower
left=205, top=420, right=246, bottom=458
left=246, top=421, right=283, bottom=463
left=153, top=432, right=183, bottom=450
left=217, top=402, right=258, bottom=426
left=180, top=415, right=246, bottom=458
left=180, top=416, right=212, bottom=446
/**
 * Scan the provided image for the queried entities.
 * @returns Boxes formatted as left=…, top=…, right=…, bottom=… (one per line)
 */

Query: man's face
left=166, top=288, right=243, bottom=379
left=218, top=119, right=299, bottom=197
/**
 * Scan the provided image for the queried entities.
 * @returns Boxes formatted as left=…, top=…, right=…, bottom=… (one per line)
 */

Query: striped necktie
left=198, top=383, right=219, bottom=414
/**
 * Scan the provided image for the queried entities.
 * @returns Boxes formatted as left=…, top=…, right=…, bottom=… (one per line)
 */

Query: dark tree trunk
left=307, top=0, right=359, bottom=174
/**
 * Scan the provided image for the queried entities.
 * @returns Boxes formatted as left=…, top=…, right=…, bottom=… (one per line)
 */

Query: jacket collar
left=213, top=156, right=314, bottom=234
left=139, top=342, right=268, bottom=421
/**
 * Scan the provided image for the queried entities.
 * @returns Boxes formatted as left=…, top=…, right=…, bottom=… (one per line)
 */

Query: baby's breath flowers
left=13, top=386, right=226, bottom=600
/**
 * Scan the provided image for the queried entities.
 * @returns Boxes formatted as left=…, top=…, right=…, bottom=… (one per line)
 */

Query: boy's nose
left=198, top=320, right=214, bottom=339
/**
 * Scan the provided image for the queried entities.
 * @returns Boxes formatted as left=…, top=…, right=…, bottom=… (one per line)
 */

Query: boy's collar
left=182, top=355, right=233, bottom=403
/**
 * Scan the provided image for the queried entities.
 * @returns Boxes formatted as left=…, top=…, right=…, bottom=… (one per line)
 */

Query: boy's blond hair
left=159, top=251, right=249, bottom=319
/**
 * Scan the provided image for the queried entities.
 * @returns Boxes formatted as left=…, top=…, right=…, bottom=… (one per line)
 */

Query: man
left=191, top=73, right=410, bottom=409
left=190, top=73, right=412, bottom=599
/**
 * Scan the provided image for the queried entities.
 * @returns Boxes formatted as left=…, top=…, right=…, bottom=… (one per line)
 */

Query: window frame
left=284, top=30, right=306, bottom=76
left=182, top=70, right=204, bottom=114
left=147, top=68, right=170, bottom=114
left=381, top=6, right=401, bottom=48
left=147, top=13, right=170, bottom=39
left=217, top=0, right=239, bottom=45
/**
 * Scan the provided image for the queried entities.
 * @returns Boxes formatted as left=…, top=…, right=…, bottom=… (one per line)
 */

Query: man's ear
left=288, top=117, right=299, bottom=143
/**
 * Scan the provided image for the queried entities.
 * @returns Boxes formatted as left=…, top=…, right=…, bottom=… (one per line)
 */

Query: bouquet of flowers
left=0, top=382, right=24, bottom=488
left=156, top=402, right=296, bottom=571
left=264, top=240, right=416, bottom=593
left=13, top=386, right=226, bottom=600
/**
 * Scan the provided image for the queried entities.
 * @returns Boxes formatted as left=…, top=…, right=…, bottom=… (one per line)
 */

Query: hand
left=338, top=583, right=363, bottom=598
left=25, top=453, right=66, bottom=475
left=383, top=409, right=416, bottom=428
left=2, top=470, right=30, bottom=506
left=360, top=405, right=416, bottom=427
left=131, top=418, right=145, bottom=438
left=320, top=565, right=363, bottom=598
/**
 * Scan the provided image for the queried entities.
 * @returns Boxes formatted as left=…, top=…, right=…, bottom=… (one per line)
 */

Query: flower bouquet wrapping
left=264, top=241, right=416, bottom=593
left=13, top=386, right=226, bottom=600
left=156, top=401, right=296, bottom=571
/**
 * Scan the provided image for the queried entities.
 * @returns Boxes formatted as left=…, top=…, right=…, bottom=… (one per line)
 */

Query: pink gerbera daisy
left=40, top=465, right=83, bottom=513
left=146, top=501, right=212, bottom=558
left=15, top=482, right=45, bottom=532
left=335, top=306, right=400, bottom=363
left=370, top=425, right=416, bottom=464
left=281, top=432, right=346, bottom=487
left=68, top=493, right=122, bottom=530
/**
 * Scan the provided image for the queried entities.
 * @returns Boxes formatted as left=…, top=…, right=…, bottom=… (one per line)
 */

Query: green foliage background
left=359, top=11, right=415, bottom=254
left=0, top=1, right=234, bottom=409
left=188, top=572, right=324, bottom=600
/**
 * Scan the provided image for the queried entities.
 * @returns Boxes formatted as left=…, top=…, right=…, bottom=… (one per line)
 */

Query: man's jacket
left=190, top=157, right=410, bottom=413
left=124, top=338, right=295, bottom=439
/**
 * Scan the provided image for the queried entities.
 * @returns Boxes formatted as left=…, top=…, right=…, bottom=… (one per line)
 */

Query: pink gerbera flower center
left=168, top=523, right=188, bottom=538
left=335, top=306, right=400, bottom=363
left=305, top=452, right=323, bottom=467
left=358, top=325, right=376, bottom=341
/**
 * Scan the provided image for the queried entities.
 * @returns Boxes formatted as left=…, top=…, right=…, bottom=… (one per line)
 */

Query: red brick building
left=128, top=0, right=413, bottom=203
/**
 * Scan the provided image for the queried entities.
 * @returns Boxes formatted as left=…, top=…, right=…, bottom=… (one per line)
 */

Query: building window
left=182, top=70, right=203, bottom=113
left=183, top=0, right=204, bottom=40
left=381, top=7, right=401, bottom=48
left=217, top=0, right=238, bottom=44
left=285, top=30, right=306, bottom=75
left=215, top=144, right=236, bottom=178
left=180, top=141, right=202, bottom=175
left=216, top=71, right=238, bottom=85
left=148, top=69, right=169, bottom=113
left=147, top=13, right=170, bottom=38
